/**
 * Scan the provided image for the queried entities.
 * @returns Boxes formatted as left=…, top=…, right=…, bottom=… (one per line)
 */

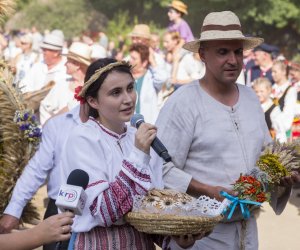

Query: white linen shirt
left=4, top=105, right=81, bottom=218
left=39, top=77, right=74, bottom=125
left=139, top=67, right=168, bottom=124
left=19, top=58, right=68, bottom=93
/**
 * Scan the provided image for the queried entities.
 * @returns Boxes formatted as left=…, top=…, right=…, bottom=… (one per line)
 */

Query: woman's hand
left=134, top=123, right=157, bottom=155
left=33, top=212, right=74, bottom=245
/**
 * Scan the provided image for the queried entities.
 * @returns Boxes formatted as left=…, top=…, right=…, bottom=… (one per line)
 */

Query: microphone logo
left=58, top=189, right=78, bottom=202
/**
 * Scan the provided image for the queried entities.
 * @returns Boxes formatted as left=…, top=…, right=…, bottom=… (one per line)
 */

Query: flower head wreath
left=74, top=61, right=132, bottom=103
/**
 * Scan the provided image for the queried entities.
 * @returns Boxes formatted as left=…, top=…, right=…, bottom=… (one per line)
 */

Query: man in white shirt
left=0, top=104, right=89, bottom=250
left=20, top=31, right=69, bottom=124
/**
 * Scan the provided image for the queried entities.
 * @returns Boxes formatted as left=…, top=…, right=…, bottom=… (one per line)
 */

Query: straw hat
left=66, top=42, right=92, bottom=66
left=128, top=24, right=151, bottom=40
left=183, top=11, right=263, bottom=53
left=40, top=33, right=64, bottom=51
left=168, top=0, right=188, bottom=15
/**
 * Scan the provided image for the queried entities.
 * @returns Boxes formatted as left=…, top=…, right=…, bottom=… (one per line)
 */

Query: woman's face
left=87, top=71, right=136, bottom=132
left=272, top=64, right=286, bottom=83
left=163, top=34, right=177, bottom=52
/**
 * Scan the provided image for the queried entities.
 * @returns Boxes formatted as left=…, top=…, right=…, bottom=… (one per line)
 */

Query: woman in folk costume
left=289, top=60, right=300, bottom=139
left=271, top=60, right=297, bottom=139
left=252, top=77, right=287, bottom=142
left=60, top=58, right=199, bottom=249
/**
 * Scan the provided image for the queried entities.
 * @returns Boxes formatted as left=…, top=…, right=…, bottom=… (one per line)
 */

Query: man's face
left=65, top=58, right=80, bottom=75
left=200, top=40, right=243, bottom=85
left=254, top=50, right=269, bottom=66
left=131, top=36, right=149, bottom=46
left=42, top=48, right=60, bottom=66
left=290, top=68, right=300, bottom=82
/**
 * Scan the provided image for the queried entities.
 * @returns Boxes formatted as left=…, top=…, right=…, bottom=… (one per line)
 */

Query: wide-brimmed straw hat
left=128, top=24, right=151, bottom=40
left=183, top=11, right=263, bottom=53
left=168, top=0, right=188, bottom=15
left=66, top=42, right=92, bottom=66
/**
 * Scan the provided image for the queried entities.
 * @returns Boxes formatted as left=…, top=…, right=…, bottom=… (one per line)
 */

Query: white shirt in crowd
left=4, top=106, right=81, bottom=219
left=261, top=98, right=287, bottom=142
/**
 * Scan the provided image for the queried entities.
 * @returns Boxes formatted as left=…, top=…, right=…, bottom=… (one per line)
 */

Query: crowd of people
left=0, top=1, right=299, bottom=250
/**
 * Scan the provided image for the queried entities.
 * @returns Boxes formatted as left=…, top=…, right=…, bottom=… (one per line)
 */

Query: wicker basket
left=125, top=212, right=223, bottom=235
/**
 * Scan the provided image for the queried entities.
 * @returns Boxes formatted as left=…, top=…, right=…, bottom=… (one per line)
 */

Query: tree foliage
left=7, top=0, right=300, bottom=57
left=6, top=0, right=107, bottom=39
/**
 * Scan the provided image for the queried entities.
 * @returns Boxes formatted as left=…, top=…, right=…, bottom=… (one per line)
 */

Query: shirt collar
left=66, top=105, right=81, bottom=124
left=89, top=117, right=127, bottom=140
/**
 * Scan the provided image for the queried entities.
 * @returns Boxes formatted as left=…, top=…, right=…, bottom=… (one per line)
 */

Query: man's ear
left=86, top=96, right=99, bottom=110
left=199, top=48, right=205, bottom=62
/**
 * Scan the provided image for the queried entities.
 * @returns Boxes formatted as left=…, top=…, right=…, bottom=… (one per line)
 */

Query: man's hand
left=280, top=171, right=300, bottom=187
left=0, top=214, right=20, bottom=233
left=206, top=185, right=238, bottom=202
left=187, top=179, right=238, bottom=201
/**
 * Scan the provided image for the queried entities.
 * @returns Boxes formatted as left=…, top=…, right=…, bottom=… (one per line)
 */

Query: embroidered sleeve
left=89, top=159, right=151, bottom=226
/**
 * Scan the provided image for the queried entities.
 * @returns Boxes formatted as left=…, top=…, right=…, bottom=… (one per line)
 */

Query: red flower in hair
left=74, top=86, right=85, bottom=104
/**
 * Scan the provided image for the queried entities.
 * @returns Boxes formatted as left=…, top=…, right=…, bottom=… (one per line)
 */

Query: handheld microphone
left=130, top=114, right=172, bottom=163
left=55, top=169, right=89, bottom=215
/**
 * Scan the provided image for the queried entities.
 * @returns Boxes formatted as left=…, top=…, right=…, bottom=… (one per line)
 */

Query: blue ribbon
left=220, top=191, right=262, bottom=220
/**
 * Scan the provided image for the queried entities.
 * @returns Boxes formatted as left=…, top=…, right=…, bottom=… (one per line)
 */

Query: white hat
left=66, top=42, right=92, bottom=66
left=183, top=11, right=263, bottom=53
left=40, top=33, right=64, bottom=51
left=51, top=29, right=64, bottom=41
left=20, top=34, right=33, bottom=44
left=91, top=44, right=107, bottom=59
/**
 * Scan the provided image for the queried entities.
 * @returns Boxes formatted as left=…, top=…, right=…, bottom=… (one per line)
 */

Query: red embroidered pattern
left=123, top=160, right=151, bottom=182
left=89, top=117, right=127, bottom=140
left=87, top=180, right=107, bottom=189
left=96, top=168, right=148, bottom=226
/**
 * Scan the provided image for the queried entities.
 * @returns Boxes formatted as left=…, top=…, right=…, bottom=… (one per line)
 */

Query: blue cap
left=254, top=43, right=279, bottom=54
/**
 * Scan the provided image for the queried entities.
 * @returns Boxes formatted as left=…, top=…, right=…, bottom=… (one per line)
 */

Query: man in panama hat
left=156, top=10, right=299, bottom=249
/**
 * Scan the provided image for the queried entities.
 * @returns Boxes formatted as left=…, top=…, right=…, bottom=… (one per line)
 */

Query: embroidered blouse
left=60, top=117, right=164, bottom=233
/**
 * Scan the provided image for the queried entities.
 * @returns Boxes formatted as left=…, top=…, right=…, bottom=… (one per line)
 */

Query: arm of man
left=0, top=119, right=57, bottom=233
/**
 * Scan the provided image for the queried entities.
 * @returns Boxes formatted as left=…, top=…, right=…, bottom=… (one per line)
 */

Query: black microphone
left=55, top=169, right=89, bottom=250
left=130, top=114, right=172, bottom=162
left=67, top=169, right=89, bottom=189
